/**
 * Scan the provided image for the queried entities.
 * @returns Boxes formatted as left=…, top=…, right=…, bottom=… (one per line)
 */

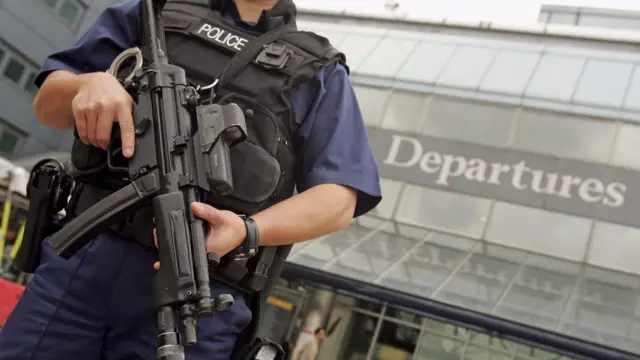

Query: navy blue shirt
left=35, top=0, right=381, bottom=217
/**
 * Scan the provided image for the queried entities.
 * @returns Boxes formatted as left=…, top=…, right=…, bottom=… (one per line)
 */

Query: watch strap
left=237, top=215, right=259, bottom=259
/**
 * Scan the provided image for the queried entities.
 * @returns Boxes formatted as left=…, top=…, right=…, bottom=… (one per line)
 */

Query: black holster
left=232, top=336, right=286, bottom=360
left=13, top=159, right=72, bottom=273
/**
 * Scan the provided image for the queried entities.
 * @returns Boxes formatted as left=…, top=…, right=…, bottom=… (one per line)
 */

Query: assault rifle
left=48, top=0, right=248, bottom=359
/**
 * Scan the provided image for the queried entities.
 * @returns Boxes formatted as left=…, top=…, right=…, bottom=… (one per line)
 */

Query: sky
left=294, top=0, right=640, bottom=26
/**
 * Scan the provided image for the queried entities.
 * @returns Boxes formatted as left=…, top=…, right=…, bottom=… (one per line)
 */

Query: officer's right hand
left=72, top=72, right=135, bottom=158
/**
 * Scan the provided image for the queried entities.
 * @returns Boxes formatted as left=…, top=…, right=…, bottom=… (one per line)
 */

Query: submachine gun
left=47, top=0, right=248, bottom=358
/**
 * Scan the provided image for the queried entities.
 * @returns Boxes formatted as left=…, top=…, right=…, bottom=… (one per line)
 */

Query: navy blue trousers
left=0, top=231, right=252, bottom=360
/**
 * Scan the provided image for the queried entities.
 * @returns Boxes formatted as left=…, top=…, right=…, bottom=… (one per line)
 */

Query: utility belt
left=65, top=180, right=286, bottom=298
left=66, top=182, right=156, bottom=247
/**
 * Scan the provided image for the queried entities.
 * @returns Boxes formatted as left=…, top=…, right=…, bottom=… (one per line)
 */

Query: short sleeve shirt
left=35, top=0, right=382, bottom=217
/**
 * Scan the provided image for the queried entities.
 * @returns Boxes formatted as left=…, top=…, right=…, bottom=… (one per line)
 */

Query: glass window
left=318, top=312, right=379, bottom=360
left=326, top=229, right=419, bottom=282
left=380, top=90, right=429, bottom=133
left=357, top=37, right=418, bottom=78
left=524, top=54, right=586, bottom=102
left=432, top=244, right=523, bottom=313
left=549, top=12, right=577, bottom=25
left=384, top=306, right=423, bottom=325
left=588, top=221, right=640, bottom=274
left=558, top=266, right=639, bottom=352
left=24, top=72, right=39, bottom=97
left=378, top=233, right=477, bottom=297
left=493, top=254, right=579, bottom=330
left=572, top=60, right=633, bottom=108
left=436, top=46, right=497, bottom=89
left=511, top=110, right=616, bottom=163
left=414, top=330, right=466, bottom=360
left=0, top=131, right=19, bottom=156
left=485, top=201, right=593, bottom=261
left=370, top=320, right=420, bottom=359
left=3, top=58, right=26, bottom=84
left=288, top=224, right=375, bottom=269
left=368, top=178, right=403, bottom=220
left=59, top=1, right=80, bottom=25
left=479, top=50, right=541, bottom=95
left=537, top=11, right=550, bottom=24
left=623, top=65, right=640, bottom=112
left=515, top=344, right=574, bottom=360
left=612, top=123, right=640, bottom=170
left=395, top=185, right=492, bottom=239
left=339, top=33, right=385, bottom=71
left=396, top=41, right=456, bottom=84
left=353, top=85, right=390, bottom=127
left=395, top=223, right=431, bottom=241
left=422, top=96, right=515, bottom=147
left=578, top=15, right=640, bottom=31
left=464, top=330, right=518, bottom=360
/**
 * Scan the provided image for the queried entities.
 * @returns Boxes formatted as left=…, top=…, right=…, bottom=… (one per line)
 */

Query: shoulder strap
left=216, top=23, right=298, bottom=90
left=282, top=31, right=349, bottom=74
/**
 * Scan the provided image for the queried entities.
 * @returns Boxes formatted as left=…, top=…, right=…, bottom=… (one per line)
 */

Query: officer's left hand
left=153, top=202, right=247, bottom=270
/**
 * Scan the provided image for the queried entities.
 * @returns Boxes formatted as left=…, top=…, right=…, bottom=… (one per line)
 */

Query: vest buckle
left=256, top=43, right=290, bottom=69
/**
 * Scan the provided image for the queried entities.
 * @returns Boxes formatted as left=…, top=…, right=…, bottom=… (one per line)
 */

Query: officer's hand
left=72, top=72, right=135, bottom=157
left=152, top=202, right=247, bottom=270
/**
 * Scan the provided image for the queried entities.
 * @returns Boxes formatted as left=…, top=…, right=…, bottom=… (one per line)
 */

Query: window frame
left=0, top=118, right=27, bottom=158
left=39, top=0, right=87, bottom=30
left=0, top=41, right=42, bottom=99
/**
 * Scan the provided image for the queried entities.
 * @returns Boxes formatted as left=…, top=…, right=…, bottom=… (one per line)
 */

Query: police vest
left=66, top=0, right=347, bottom=295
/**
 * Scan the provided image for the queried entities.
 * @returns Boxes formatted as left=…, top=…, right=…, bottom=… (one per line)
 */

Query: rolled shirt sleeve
left=291, top=63, right=382, bottom=217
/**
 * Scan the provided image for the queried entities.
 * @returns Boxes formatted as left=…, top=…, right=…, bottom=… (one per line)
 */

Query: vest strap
left=217, top=23, right=298, bottom=90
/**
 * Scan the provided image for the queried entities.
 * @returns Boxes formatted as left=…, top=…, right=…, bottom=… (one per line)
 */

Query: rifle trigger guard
left=107, top=47, right=144, bottom=87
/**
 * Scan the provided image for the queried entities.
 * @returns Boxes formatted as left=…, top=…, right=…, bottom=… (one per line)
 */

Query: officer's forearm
left=252, top=184, right=357, bottom=246
left=33, top=70, right=91, bottom=130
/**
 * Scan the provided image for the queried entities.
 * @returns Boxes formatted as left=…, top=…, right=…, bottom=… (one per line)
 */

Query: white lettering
left=511, top=161, right=529, bottom=190
left=196, top=23, right=248, bottom=51
left=420, top=151, right=441, bottom=173
left=530, top=171, right=559, bottom=195
left=487, top=163, right=510, bottom=185
left=464, top=159, right=487, bottom=182
left=384, top=135, right=422, bottom=168
left=436, top=155, right=466, bottom=185
left=578, top=178, right=605, bottom=203
left=381, top=134, right=629, bottom=208
left=604, top=182, right=626, bottom=207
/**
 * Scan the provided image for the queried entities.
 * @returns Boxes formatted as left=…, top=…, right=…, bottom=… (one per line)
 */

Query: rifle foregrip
left=49, top=172, right=160, bottom=259
left=152, top=191, right=198, bottom=307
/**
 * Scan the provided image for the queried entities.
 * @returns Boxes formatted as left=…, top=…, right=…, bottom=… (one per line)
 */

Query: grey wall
left=0, top=0, right=119, bottom=160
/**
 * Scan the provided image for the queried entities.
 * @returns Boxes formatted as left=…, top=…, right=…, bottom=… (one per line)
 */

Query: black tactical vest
left=67, top=0, right=347, bottom=294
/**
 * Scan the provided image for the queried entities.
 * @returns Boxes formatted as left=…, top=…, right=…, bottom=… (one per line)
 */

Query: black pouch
left=206, top=93, right=285, bottom=215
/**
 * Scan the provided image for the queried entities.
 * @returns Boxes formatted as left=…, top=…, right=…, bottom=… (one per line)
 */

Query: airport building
left=2, top=1, right=640, bottom=360
left=269, top=5, right=640, bottom=360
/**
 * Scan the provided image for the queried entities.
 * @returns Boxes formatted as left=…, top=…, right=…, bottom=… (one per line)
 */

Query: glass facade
left=277, top=15, right=640, bottom=358
left=263, top=278, right=579, bottom=360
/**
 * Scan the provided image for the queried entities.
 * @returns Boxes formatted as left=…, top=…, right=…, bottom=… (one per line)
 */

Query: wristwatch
left=234, top=215, right=259, bottom=260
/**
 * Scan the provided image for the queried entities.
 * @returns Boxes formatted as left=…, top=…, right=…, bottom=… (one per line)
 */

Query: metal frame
left=282, top=262, right=639, bottom=360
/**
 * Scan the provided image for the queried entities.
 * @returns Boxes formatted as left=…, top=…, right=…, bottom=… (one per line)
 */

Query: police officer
left=0, top=0, right=381, bottom=359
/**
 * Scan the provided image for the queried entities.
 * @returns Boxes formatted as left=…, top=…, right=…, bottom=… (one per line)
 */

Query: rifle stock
left=49, top=0, right=248, bottom=358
